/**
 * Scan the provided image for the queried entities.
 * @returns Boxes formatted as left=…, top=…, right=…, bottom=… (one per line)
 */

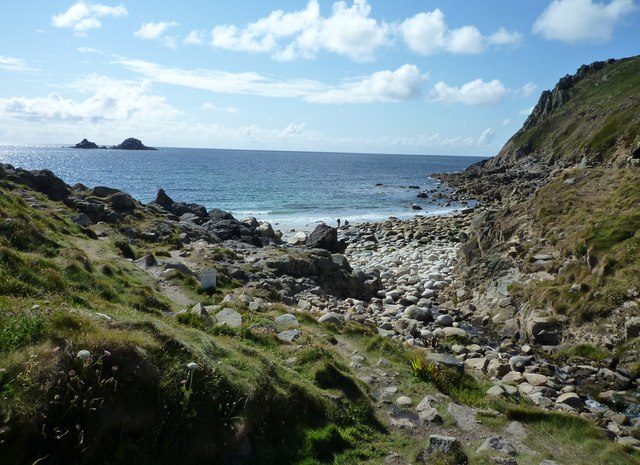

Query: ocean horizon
left=0, top=144, right=485, bottom=232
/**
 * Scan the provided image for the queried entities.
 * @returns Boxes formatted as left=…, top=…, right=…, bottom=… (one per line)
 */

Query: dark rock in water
left=73, top=138, right=103, bottom=149
left=411, top=204, right=423, bottom=210
left=307, top=224, right=346, bottom=254
left=112, top=138, right=157, bottom=150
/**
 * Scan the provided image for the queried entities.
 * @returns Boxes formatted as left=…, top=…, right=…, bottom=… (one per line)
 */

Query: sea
left=0, top=145, right=484, bottom=232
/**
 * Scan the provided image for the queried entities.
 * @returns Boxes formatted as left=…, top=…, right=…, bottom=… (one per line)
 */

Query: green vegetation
left=508, top=56, right=640, bottom=167
left=556, top=343, right=612, bottom=362
left=503, top=405, right=639, bottom=465
left=411, top=356, right=487, bottom=407
left=0, top=309, right=47, bottom=352
left=0, top=183, right=395, bottom=465
left=525, top=168, right=640, bottom=322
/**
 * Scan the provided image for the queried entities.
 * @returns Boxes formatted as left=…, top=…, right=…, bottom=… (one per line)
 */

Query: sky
left=0, top=1, right=638, bottom=156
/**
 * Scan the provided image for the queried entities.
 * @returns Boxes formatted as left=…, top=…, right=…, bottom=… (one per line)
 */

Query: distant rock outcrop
left=72, top=138, right=104, bottom=149
left=112, top=138, right=157, bottom=151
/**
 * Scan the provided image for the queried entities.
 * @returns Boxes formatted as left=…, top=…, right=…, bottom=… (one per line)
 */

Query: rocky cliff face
left=436, top=56, right=640, bottom=205
left=436, top=56, right=640, bottom=363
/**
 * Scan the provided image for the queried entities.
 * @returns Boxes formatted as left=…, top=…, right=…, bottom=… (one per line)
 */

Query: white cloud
left=114, top=57, right=327, bottom=98
left=201, top=102, right=239, bottom=113
left=135, top=21, right=179, bottom=40
left=115, top=57, right=425, bottom=104
left=488, top=27, right=523, bottom=46
left=379, top=127, right=499, bottom=151
left=184, top=30, right=207, bottom=45
left=294, top=0, right=391, bottom=61
left=77, top=46, right=102, bottom=54
left=306, top=64, right=426, bottom=104
left=430, top=79, right=507, bottom=106
left=446, top=26, right=484, bottom=54
left=0, top=55, right=37, bottom=72
left=210, top=0, right=391, bottom=62
left=521, top=81, right=538, bottom=97
left=0, top=75, right=180, bottom=124
left=52, top=2, right=128, bottom=34
left=0, top=77, right=497, bottom=153
left=532, top=0, right=636, bottom=43
left=478, top=128, right=495, bottom=145
left=278, top=122, right=308, bottom=139
left=503, top=118, right=512, bottom=126
left=400, top=9, right=521, bottom=55
left=400, top=11, right=447, bottom=55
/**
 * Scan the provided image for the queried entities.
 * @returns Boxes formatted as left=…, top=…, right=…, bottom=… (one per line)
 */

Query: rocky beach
left=1, top=57, right=640, bottom=465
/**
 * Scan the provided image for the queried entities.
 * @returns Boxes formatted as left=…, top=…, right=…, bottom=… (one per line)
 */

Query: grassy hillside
left=494, top=56, right=640, bottom=168
left=526, top=168, right=640, bottom=322
left=0, top=181, right=384, bottom=465
left=1, top=169, right=637, bottom=464
left=441, top=56, right=640, bottom=370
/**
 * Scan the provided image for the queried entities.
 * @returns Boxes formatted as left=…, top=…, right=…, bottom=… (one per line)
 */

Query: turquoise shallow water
left=0, top=145, right=484, bottom=230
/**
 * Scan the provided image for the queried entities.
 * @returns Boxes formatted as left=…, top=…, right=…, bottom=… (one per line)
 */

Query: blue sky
left=0, top=0, right=638, bottom=155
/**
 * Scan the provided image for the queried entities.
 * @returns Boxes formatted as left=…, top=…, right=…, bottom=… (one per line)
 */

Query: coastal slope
left=1, top=57, right=639, bottom=465
left=437, top=56, right=640, bottom=370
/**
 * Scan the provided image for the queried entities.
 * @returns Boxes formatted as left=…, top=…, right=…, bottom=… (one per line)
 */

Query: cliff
left=436, top=56, right=640, bottom=370
left=436, top=56, right=640, bottom=203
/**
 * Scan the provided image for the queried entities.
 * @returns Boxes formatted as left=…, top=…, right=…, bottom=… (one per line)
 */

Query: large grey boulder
left=110, top=192, right=136, bottom=211
left=420, top=435, right=468, bottom=465
left=277, top=329, right=301, bottom=343
left=188, top=303, right=215, bottom=324
left=318, top=312, right=344, bottom=325
left=476, top=436, right=516, bottom=457
left=275, top=313, right=299, bottom=330
left=426, top=353, right=464, bottom=372
left=556, top=392, right=583, bottom=409
left=404, top=305, right=432, bottom=322
left=307, top=224, right=346, bottom=253
left=487, top=359, right=511, bottom=379
left=215, top=308, right=243, bottom=328
left=525, top=311, right=565, bottom=345
left=509, top=355, right=533, bottom=373
left=416, top=397, right=443, bottom=423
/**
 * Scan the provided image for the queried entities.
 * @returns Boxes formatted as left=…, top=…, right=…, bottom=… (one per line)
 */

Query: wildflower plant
left=181, top=361, right=198, bottom=409
left=40, top=347, right=118, bottom=456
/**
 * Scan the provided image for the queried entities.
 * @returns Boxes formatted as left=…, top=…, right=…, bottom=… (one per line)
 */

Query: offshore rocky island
left=0, top=56, right=639, bottom=465
left=72, top=137, right=157, bottom=150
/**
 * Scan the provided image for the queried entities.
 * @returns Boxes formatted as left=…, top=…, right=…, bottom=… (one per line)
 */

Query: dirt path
left=332, top=335, right=539, bottom=463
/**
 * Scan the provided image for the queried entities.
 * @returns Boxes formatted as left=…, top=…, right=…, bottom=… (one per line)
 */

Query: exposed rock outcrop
left=112, top=138, right=157, bottom=150
left=306, top=224, right=346, bottom=254
left=72, top=138, right=104, bottom=149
